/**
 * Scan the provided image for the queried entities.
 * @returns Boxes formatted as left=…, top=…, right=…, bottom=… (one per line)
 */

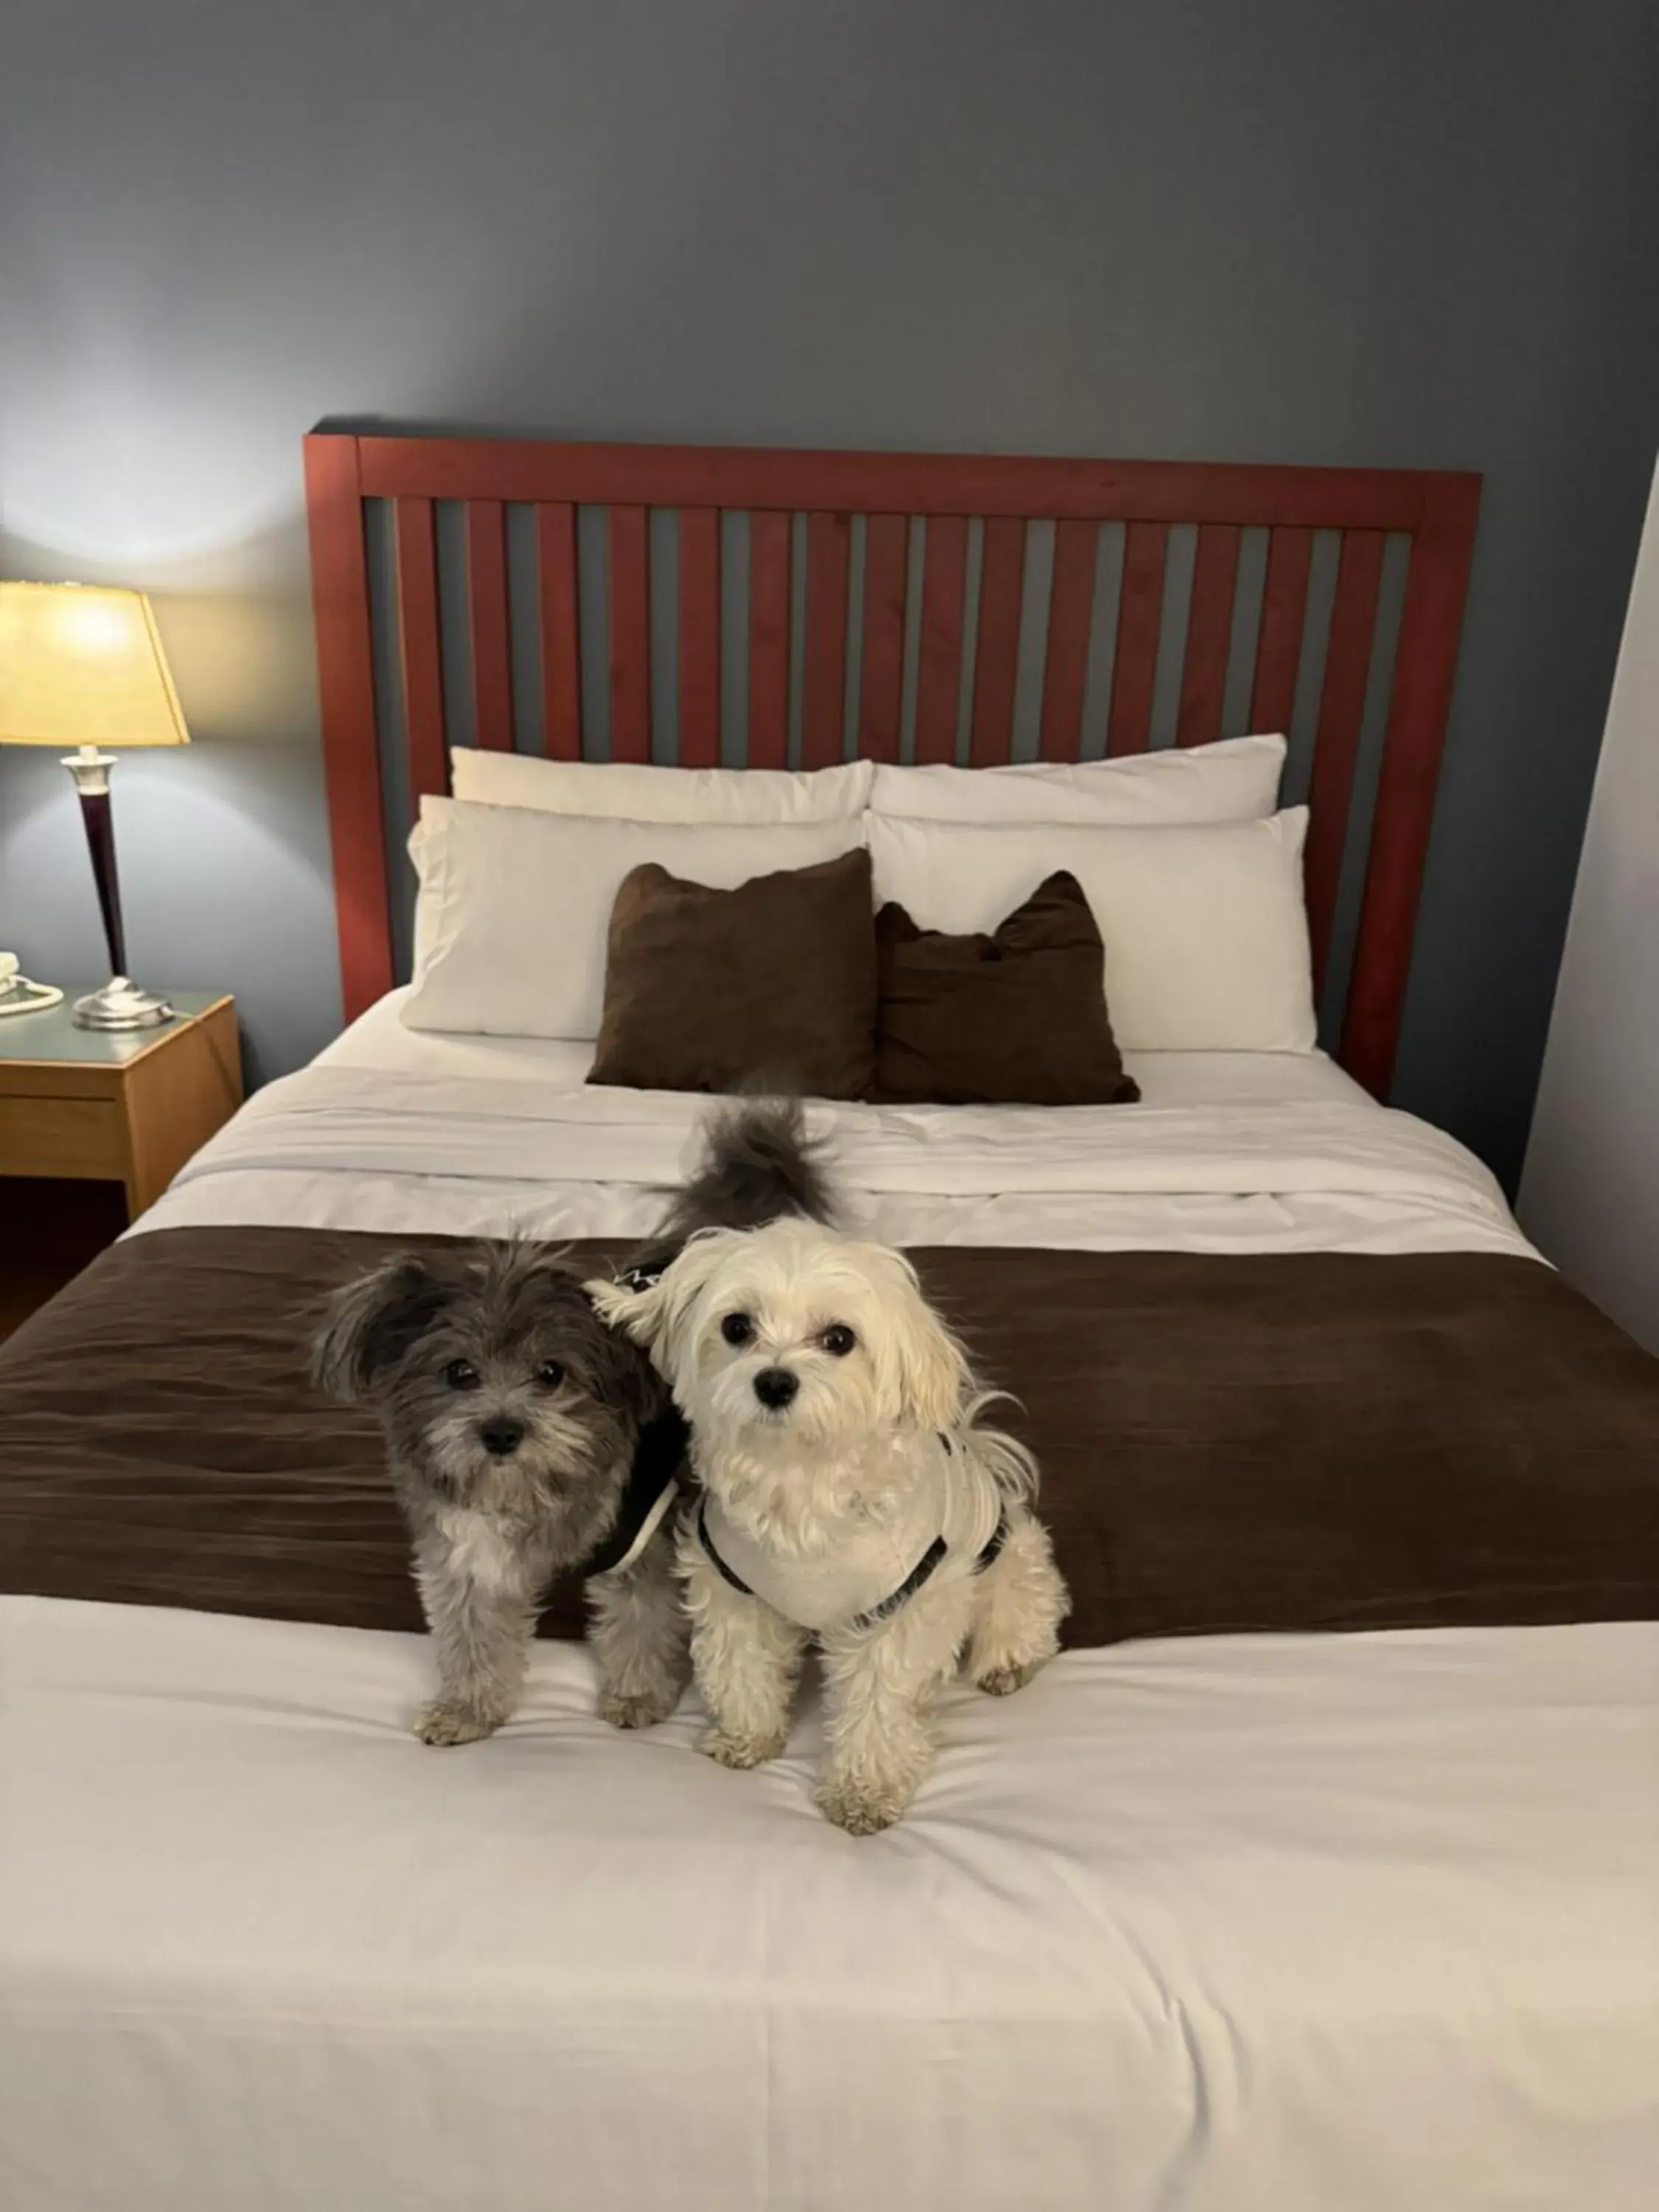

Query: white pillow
left=870, top=732, right=1285, bottom=824
left=450, top=748, right=873, bottom=824
left=867, top=808, right=1315, bottom=1053
left=403, top=799, right=866, bottom=1040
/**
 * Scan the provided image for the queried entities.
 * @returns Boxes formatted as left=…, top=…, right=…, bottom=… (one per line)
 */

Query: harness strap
left=698, top=1497, right=758, bottom=1599
left=583, top=1409, right=689, bottom=1579
left=696, top=1498, right=1009, bottom=1634
left=847, top=1535, right=949, bottom=1630
left=974, top=1512, right=1010, bottom=1574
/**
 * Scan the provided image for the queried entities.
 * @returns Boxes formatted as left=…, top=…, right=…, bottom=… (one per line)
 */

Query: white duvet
left=140, top=1058, right=1532, bottom=1259
left=3, top=1004, right=1655, bottom=2212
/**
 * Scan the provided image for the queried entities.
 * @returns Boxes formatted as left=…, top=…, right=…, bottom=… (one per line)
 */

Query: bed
left=3, top=434, right=1656, bottom=2212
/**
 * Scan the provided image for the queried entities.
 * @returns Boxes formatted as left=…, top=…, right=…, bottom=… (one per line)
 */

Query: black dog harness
left=582, top=1408, right=690, bottom=1579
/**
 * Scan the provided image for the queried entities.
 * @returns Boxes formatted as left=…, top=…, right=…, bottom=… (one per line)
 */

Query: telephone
left=0, top=953, right=64, bottom=1018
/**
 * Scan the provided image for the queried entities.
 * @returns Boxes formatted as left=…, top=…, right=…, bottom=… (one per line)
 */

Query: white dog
left=592, top=1216, right=1069, bottom=1834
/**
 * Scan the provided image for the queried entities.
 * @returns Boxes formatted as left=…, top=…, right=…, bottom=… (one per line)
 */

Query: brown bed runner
left=2, top=1225, right=1657, bottom=1645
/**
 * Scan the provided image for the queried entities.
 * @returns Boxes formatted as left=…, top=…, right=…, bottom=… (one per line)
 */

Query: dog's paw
left=600, top=1688, right=678, bottom=1731
left=700, top=1725, right=785, bottom=1770
left=415, top=1700, right=501, bottom=1747
left=815, top=1776, right=908, bottom=1836
left=974, top=1658, right=1046, bottom=1697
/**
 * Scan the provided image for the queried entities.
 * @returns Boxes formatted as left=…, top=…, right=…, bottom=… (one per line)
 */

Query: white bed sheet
left=144, top=991, right=1527, bottom=1259
left=6, top=1598, right=1655, bottom=2212
left=5, top=992, right=1656, bottom=2212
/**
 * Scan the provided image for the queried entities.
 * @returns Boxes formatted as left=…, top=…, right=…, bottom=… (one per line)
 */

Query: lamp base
left=73, top=976, right=175, bottom=1032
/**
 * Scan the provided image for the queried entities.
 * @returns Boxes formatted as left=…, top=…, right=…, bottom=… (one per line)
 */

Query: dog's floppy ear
left=310, top=1255, right=451, bottom=1402
left=868, top=1248, right=972, bottom=1432
left=586, top=1270, right=664, bottom=1347
left=588, top=1230, right=739, bottom=1384
left=894, top=1306, right=972, bottom=1432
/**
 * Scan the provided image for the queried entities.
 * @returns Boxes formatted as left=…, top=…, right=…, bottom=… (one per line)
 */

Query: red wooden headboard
left=304, top=431, right=1478, bottom=1095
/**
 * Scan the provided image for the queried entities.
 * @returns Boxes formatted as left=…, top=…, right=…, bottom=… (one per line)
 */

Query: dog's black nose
left=752, top=1367, right=799, bottom=1410
left=479, top=1417, right=525, bottom=1458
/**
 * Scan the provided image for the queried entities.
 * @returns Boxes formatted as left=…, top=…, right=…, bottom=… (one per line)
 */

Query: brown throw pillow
left=590, top=846, right=877, bottom=1097
left=872, top=871, right=1140, bottom=1107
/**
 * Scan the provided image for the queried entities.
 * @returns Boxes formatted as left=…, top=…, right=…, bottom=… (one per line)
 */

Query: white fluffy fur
left=592, top=1218, right=1069, bottom=1833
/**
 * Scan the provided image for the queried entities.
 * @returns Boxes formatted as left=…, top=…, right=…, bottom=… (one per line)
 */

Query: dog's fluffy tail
left=633, top=1098, right=835, bottom=1276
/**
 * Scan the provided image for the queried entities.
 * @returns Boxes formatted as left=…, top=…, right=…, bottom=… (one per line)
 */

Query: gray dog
left=311, top=1103, right=830, bottom=1746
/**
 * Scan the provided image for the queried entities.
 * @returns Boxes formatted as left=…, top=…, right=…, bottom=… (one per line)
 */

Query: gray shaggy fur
left=312, top=1242, right=688, bottom=1743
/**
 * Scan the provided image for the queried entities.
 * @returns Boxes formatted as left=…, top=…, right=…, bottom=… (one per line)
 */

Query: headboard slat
left=969, top=516, right=1028, bottom=765
left=1306, top=529, right=1387, bottom=985
left=465, top=502, right=513, bottom=751
left=803, top=511, right=851, bottom=768
left=305, top=431, right=1481, bottom=1093
left=914, top=516, right=969, bottom=763
left=1341, top=481, right=1479, bottom=1091
left=1177, top=524, right=1242, bottom=746
left=1250, top=526, right=1314, bottom=734
left=305, top=433, right=392, bottom=1016
left=394, top=498, right=447, bottom=807
left=746, top=512, right=792, bottom=768
left=677, top=508, right=722, bottom=768
left=606, top=505, right=651, bottom=762
left=1106, top=520, right=1169, bottom=756
left=536, top=501, right=582, bottom=759
left=1037, top=518, right=1099, bottom=761
left=858, top=514, right=909, bottom=763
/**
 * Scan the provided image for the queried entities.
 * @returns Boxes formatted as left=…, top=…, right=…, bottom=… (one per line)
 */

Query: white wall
left=1520, top=459, right=1659, bottom=1348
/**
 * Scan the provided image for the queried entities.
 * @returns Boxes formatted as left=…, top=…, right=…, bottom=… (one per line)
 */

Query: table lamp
left=0, top=581, right=190, bottom=1029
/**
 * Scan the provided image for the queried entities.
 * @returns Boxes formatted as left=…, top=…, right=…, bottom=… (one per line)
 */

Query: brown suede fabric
left=4, top=1229, right=1658, bottom=1646
left=589, top=846, right=877, bottom=1099
left=873, top=871, right=1139, bottom=1107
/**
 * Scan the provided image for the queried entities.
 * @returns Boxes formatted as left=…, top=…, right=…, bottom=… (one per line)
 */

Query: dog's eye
left=720, top=1312, right=754, bottom=1347
left=537, top=1360, right=566, bottom=1389
left=821, top=1324, right=857, bottom=1358
left=444, top=1359, right=481, bottom=1391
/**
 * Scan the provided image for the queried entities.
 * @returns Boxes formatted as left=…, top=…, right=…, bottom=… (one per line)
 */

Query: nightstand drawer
left=0, top=1095, right=125, bottom=1181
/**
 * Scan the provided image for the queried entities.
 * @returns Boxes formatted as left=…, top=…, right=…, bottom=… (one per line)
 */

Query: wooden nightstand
left=0, top=990, right=242, bottom=1222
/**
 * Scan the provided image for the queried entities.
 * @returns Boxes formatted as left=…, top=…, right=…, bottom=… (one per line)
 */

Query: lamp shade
left=0, top=582, right=189, bottom=749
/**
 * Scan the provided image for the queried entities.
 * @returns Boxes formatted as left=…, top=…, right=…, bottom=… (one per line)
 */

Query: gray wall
left=2, top=0, right=1655, bottom=1163
left=1520, top=460, right=1659, bottom=1346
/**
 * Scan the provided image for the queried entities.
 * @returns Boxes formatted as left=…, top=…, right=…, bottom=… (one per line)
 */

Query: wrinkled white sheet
left=7, top=1000, right=1654, bottom=2212
left=4, top=1599, right=1655, bottom=2212
left=136, top=1061, right=1534, bottom=1260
